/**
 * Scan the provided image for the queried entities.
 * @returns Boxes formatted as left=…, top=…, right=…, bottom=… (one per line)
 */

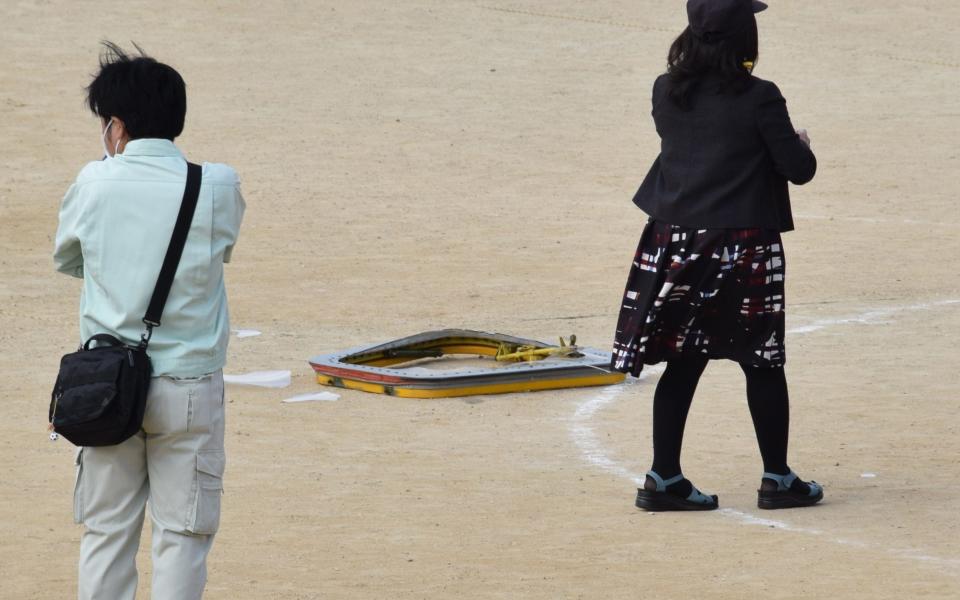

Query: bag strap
left=83, top=333, right=125, bottom=351
left=140, top=162, right=202, bottom=347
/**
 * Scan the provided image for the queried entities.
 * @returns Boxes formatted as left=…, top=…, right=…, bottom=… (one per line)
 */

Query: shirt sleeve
left=53, top=183, right=85, bottom=278
left=215, top=179, right=245, bottom=264
left=756, top=82, right=817, bottom=185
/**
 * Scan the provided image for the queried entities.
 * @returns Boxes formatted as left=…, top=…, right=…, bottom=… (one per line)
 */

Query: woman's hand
left=796, top=128, right=811, bottom=147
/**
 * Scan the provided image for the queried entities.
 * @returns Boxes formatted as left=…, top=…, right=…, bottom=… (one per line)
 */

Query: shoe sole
left=636, top=489, right=719, bottom=511
left=757, top=489, right=824, bottom=510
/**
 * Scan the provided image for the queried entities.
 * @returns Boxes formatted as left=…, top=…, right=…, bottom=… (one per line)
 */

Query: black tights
left=650, top=356, right=790, bottom=478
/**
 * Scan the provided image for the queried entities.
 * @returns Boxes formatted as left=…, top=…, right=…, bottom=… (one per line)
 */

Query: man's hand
left=796, top=128, right=811, bottom=148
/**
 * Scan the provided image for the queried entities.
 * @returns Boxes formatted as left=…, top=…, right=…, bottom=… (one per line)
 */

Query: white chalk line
left=570, top=373, right=656, bottom=485
left=717, top=508, right=960, bottom=570
left=788, top=299, right=960, bottom=334
left=568, top=299, right=960, bottom=575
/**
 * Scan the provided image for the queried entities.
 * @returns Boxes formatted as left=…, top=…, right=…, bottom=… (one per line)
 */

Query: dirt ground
left=2, top=1, right=959, bottom=598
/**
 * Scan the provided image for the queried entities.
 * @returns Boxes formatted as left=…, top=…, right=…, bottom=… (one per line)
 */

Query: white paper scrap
left=223, top=370, right=291, bottom=388
left=232, top=329, right=262, bottom=338
left=861, top=473, right=877, bottom=478
left=282, top=392, right=341, bottom=404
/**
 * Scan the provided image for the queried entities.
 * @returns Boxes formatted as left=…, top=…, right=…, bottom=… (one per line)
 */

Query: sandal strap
left=763, top=470, right=822, bottom=497
left=647, top=471, right=714, bottom=504
left=762, top=470, right=798, bottom=491
left=686, top=486, right=715, bottom=505
left=646, top=470, right=685, bottom=492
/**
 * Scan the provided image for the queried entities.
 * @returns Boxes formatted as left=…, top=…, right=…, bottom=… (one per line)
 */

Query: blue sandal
left=757, top=470, right=823, bottom=509
left=635, top=471, right=719, bottom=511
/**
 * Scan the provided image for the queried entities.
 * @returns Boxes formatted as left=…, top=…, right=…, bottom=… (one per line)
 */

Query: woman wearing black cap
left=610, top=0, right=823, bottom=511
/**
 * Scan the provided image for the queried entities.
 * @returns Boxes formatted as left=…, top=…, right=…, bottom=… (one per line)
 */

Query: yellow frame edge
left=316, top=373, right=625, bottom=398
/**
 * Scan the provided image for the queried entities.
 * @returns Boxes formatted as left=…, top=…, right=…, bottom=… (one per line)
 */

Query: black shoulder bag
left=49, top=162, right=202, bottom=447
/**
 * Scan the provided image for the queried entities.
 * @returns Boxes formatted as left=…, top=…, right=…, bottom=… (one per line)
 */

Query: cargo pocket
left=187, top=450, right=225, bottom=535
left=73, top=448, right=84, bottom=524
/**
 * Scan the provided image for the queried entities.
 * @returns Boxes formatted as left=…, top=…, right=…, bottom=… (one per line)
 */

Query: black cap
left=687, top=0, right=767, bottom=42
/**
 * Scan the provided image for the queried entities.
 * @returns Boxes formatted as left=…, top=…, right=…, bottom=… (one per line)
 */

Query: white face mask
left=101, top=119, right=121, bottom=158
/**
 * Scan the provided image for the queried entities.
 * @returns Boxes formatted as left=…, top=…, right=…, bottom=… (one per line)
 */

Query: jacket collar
left=121, top=138, right=184, bottom=158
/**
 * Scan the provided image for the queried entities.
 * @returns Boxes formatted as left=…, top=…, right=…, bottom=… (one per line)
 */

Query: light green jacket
left=54, top=139, right=245, bottom=377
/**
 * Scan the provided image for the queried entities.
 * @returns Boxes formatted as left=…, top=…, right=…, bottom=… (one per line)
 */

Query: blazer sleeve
left=756, top=82, right=817, bottom=185
left=651, top=74, right=668, bottom=114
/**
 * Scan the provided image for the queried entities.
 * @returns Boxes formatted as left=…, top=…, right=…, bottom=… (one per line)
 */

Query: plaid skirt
left=611, top=220, right=787, bottom=377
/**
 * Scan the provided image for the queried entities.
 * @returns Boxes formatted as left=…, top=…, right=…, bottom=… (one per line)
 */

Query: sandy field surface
left=2, top=1, right=959, bottom=598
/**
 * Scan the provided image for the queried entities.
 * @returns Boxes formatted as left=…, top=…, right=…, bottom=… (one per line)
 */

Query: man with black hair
left=54, top=42, right=244, bottom=600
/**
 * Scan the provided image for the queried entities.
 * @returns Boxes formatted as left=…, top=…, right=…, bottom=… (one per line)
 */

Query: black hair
left=86, top=41, right=186, bottom=140
left=665, top=17, right=759, bottom=110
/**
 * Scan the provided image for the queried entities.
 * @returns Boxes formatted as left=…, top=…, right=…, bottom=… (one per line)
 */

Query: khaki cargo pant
left=73, top=371, right=225, bottom=600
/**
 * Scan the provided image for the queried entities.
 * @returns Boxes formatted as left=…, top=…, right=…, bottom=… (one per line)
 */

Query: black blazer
left=633, top=74, right=816, bottom=232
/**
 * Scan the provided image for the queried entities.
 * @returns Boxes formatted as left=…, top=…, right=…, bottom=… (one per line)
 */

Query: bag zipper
left=49, top=389, right=62, bottom=441
left=51, top=389, right=62, bottom=422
